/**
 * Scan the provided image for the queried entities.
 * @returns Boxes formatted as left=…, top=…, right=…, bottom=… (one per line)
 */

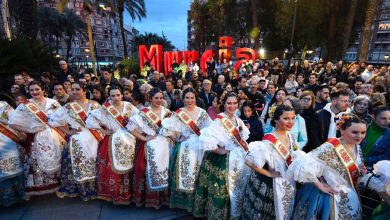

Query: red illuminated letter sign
left=234, top=48, right=256, bottom=70
left=139, top=44, right=163, bottom=73
left=183, top=51, right=199, bottom=65
left=164, top=51, right=182, bottom=74
left=219, top=36, right=233, bottom=61
left=200, top=50, right=215, bottom=73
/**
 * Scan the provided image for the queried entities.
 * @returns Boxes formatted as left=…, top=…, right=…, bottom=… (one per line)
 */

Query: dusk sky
left=124, top=0, right=191, bottom=50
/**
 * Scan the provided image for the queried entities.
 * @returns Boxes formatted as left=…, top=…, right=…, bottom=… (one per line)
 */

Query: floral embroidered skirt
left=57, top=144, right=97, bottom=201
left=292, top=182, right=332, bottom=220
left=193, top=151, right=230, bottom=220
left=169, top=142, right=195, bottom=212
left=241, top=167, right=275, bottom=220
left=24, top=133, right=59, bottom=196
left=96, top=136, right=132, bottom=205
left=0, top=174, right=25, bottom=207
left=132, top=141, right=169, bottom=209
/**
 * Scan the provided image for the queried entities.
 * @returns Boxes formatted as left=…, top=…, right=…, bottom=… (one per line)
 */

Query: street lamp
left=259, top=48, right=265, bottom=59
left=306, top=50, right=313, bottom=54
left=384, top=54, right=389, bottom=63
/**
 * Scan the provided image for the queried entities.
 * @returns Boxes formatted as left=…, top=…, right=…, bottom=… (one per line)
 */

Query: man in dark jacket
left=311, top=90, right=350, bottom=148
left=100, top=67, right=119, bottom=89
left=199, top=79, right=217, bottom=110
left=56, top=60, right=77, bottom=83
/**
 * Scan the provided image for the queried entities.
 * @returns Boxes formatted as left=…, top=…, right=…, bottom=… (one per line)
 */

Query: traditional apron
left=67, top=102, right=104, bottom=182
left=23, top=100, right=66, bottom=174
left=102, top=102, right=136, bottom=174
left=216, top=114, right=250, bottom=218
left=326, top=138, right=362, bottom=219
left=140, top=107, right=172, bottom=191
left=263, top=133, right=296, bottom=220
left=174, top=109, right=201, bottom=192
left=0, top=123, right=23, bottom=180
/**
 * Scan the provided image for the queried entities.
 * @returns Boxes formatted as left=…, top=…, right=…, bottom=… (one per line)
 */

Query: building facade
left=37, top=0, right=138, bottom=67
left=345, top=0, right=390, bottom=64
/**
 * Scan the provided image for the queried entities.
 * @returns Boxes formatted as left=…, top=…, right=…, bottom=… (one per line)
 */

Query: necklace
left=32, top=98, right=46, bottom=110
left=340, top=138, right=356, bottom=160
left=273, top=131, right=290, bottom=147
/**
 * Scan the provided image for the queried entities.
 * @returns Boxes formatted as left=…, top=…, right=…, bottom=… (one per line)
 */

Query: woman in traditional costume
left=86, top=85, right=139, bottom=204
left=49, top=82, right=103, bottom=201
left=8, top=81, right=65, bottom=196
left=161, top=88, right=212, bottom=212
left=242, top=105, right=297, bottom=220
left=193, top=92, right=250, bottom=220
left=0, top=101, right=26, bottom=206
left=127, top=87, right=172, bottom=209
left=286, top=114, right=367, bottom=219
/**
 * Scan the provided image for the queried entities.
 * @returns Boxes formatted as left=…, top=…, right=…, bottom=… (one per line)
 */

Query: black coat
left=312, top=109, right=341, bottom=149
left=301, top=108, right=317, bottom=152
left=199, top=91, right=217, bottom=110
left=240, top=115, right=264, bottom=143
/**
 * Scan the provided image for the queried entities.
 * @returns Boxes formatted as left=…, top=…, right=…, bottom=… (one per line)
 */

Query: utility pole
left=289, top=0, right=298, bottom=65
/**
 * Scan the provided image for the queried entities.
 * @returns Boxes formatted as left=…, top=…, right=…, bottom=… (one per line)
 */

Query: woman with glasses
left=299, top=91, right=317, bottom=152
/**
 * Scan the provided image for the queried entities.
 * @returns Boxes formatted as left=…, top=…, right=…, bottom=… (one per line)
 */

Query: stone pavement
left=0, top=194, right=192, bottom=220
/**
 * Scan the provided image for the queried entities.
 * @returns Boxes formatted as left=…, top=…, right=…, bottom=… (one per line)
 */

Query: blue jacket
left=361, top=127, right=390, bottom=168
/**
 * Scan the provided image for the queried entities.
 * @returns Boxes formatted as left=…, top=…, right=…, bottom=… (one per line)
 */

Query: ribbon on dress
left=216, top=114, right=250, bottom=218
left=23, top=100, right=66, bottom=141
left=66, top=102, right=104, bottom=182
left=327, top=138, right=360, bottom=191
left=141, top=107, right=171, bottom=191
left=263, top=133, right=293, bottom=166
left=23, top=99, right=65, bottom=174
left=102, top=102, right=136, bottom=174
left=0, top=123, right=24, bottom=146
left=174, top=109, right=202, bottom=192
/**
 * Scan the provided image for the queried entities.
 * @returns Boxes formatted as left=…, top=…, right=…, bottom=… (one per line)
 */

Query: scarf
left=323, top=103, right=351, bottom=138
left=363, top=122, right=384, bottom=157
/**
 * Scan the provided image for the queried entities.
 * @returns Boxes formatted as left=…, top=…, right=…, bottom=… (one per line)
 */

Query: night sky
left=124, top=0, right=191, bottom=50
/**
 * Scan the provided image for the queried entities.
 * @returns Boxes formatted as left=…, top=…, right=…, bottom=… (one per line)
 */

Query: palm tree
left=20, top=0, right=38, bottom=39
left=360, top=0, right=382, bottom=62
left=129, top=32, right=175, bottom=54
left=38, top=7, right=64, bottom=55
left=62, top=9, right=86, bottom=62
left=340, top=0, right=358, bottom=59
left=116, top=0, right=146, bottom=58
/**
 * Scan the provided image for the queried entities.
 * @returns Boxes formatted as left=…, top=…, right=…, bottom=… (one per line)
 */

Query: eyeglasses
left=301, top=98, right=312, bottom=102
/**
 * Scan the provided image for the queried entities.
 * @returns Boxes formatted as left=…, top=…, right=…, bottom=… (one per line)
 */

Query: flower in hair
left=336, top=114, right=354, bottom=130
left=268, top=105, right=279, bottom=119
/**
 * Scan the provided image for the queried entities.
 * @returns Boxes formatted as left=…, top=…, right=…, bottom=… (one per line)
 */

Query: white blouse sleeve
left=361, top=160, right=390, bottom=193
left=285, top=150, right=324, bottom=183
left=246, top=141, right=270, bottom=168
left=126, top=114, right=156, bottom=136
left=199, top=119, right=226, bottom=151
left=8, top=104, right=44, bottom=131
left=49, top=106, right=69, bottom=128
left=161, top=115, right=185, bottom=136
left=237, top=117, right=250, bottom=141
left=86, top=108, right=104, bottom=129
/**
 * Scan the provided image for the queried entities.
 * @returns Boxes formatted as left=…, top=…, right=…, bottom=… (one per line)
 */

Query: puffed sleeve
left=8, top=104, right=44, bottom=131
left=126, top=114, right=156, bottom=136
left=246, top=141, right=270, bottom=168
left=49, top=106, right=70, bottom=128
left=285, top=150, right=324, bottom=183
left=161, top=114, right=186, bottom=136
left=86, top=108, right=104, bottom=129
left=360, top=160, right=390, bottom=193
left=199, top=119, right=226, bottom=151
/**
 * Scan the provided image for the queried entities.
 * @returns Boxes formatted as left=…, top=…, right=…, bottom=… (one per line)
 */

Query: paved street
left=0, top=195, right=192, bottom=220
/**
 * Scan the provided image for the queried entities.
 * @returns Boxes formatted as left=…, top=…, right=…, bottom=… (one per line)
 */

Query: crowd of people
left=1, top=57, right=390, bottom=220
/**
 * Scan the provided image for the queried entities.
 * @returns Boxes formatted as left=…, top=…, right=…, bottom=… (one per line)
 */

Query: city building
left=345, top=0, right=390, bottom=64
left=0, top=0, right=138, bottom=67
